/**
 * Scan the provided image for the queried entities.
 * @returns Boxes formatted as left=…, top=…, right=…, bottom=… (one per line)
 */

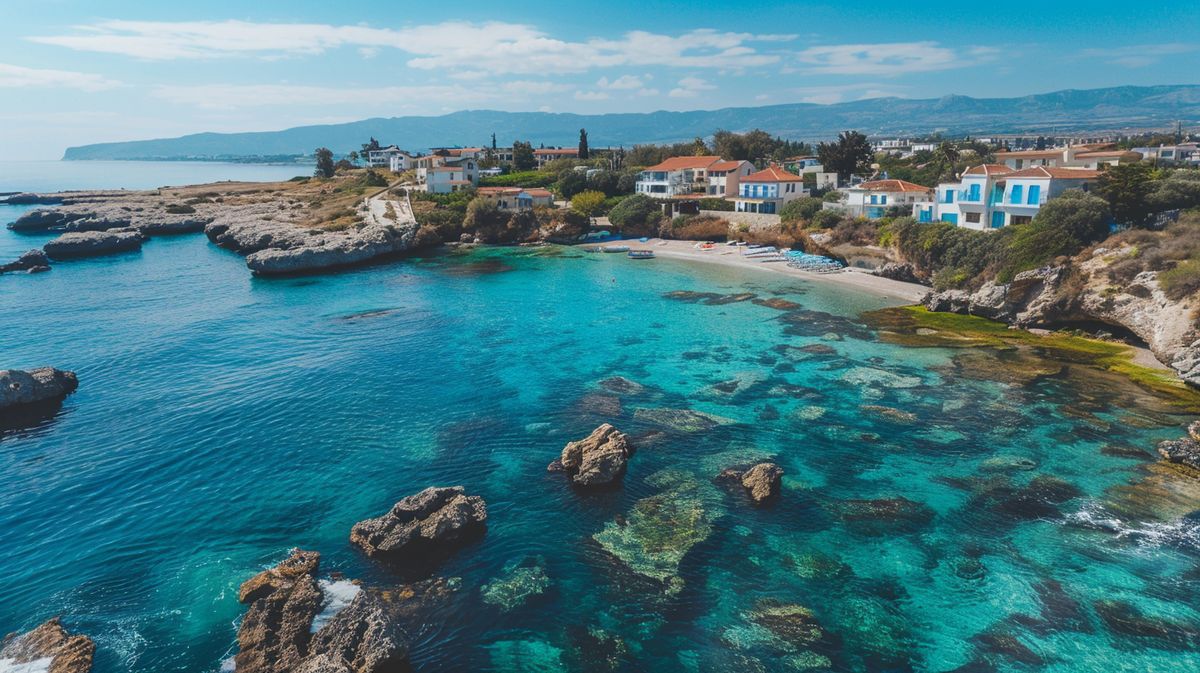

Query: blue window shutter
left=1010, top=185, right=1022, bottom=204
left=1028, top=185, right=1040, bottom=204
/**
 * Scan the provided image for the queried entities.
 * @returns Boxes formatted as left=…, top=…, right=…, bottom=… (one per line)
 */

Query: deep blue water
left=3, top=163, right=1200, bottom=672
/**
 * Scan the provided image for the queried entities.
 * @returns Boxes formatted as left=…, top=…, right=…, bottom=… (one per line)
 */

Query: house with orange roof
left=475, top=186, right=555, bottom=211
left=838, top=179, right=934, bottom=219
left=635, top=156, right=724, bottom=198
left=995, top=145, right=1141, bottom=171
left=915, top=164, right=1102, bottom=230
left=533, top=148, right=579, bottom=168
left=418, top=158, right=479, bottom=194
left=731, top=165, right=806, bottom=215
left=705, top=160, right=755, bottom=197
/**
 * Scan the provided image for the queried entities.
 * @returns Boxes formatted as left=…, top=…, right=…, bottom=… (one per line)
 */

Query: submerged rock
left=487, top=638, right=568, bottom=673
left=592, top=475, right=712, bottom=593
left=597, top=376, right=646, bottom=396
left=633, top=407, right=735, bottom=433
left=0, top=249, right=51, bottom=274
left=0, top=367, right=78, bottom=411
left=1093, top=600, right=1200, bottom=649
left=0, top=617, right=94, bottom=673
left=839, top=497, right=935, bottom=535
left=555, top=424, right=632, bottom=487
left=1158, top=437, right=1200, bottom=472
left=859, top=405, right=918, bottom=424
left=481, top=556, right=551, bottom=611
left=350, top=486, right=487, bottom=561
left=717, top=463, right=783, bottom=506
left=43, top=230, right=142, bottom=259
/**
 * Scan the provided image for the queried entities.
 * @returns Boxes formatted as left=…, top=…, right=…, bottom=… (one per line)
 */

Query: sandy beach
left=603, top=238, right=930, bottom=303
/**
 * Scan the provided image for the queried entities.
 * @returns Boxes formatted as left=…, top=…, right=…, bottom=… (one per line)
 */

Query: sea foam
left=310, top=579, right=361, bottom=633
left=0, top=658, right=53, bottom=673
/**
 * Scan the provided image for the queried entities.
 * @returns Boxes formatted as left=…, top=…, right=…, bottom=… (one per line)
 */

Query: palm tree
left=932, top=142, right=960, bottom=182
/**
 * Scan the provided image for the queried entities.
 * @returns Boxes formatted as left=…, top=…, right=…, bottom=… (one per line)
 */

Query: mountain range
left=63, top=84, right=1200, bottom=161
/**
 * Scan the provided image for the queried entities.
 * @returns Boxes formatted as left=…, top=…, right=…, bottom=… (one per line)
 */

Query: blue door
left=991, top=211, right=1006, bottom=228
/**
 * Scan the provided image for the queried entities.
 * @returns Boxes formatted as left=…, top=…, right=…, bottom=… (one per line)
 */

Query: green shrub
left=607, top=194, right=663, bottom=236
left=697, top=198, right=735, bottom=211
left=1160, top=257, right=1200, bottom=300
left=669, top=215, right=731, bottom=241
left=809, top=209, right=842, bottom=229
left=780, top=196, right=824, bottom=223
left=479, top=171, right=555, bottom=188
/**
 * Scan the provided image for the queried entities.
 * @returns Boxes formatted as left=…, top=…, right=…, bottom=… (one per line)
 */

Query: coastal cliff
left=923, top=250, right=1200, bottom=387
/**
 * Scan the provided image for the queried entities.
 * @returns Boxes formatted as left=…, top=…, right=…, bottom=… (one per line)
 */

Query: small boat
left=627, top=250, right=655, bottom=259
left=699, top=242, right=716, bottom=250
left=602, top=245, right=630, bottom=253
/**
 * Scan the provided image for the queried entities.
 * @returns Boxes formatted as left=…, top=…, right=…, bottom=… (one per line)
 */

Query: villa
left=635, top=156, right=724, bottom=198
left=367, top=146, right=412, bottom=169
left=836, top=179, right=934, bottom=219
left=705, top=160, right=754, bottom=197
left=994, top=144, right=1141, bottom=170
left=533, top=148, right=579, bottom=168
left=915, top=164, right=1101, bottom=230
left=475, top=187, right=554, bottom=211
left=419, top=158, right=479, bottom=194
left=731, top=165, right=805, bottom=214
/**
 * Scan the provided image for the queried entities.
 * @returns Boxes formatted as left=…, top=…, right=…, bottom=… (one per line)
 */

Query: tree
left=571, top=190, right=607, bottom=217
left=314, top=148, right=335, bottom=178
left=607, top=193, right=662, bottom=234
left=512, top=141, right=536, bottom=171
left=491, top=132, right=497, bottom=150
left=555, top=170, right=588, bottom=199
left=1148, top=170, right=1200, bottom=212
left=578, top=128, right=590, bottom=160
left=1002, top=190, right=1111, bottom=278
left=1097, top=163, right=1156, bottom=227
left=347, top=150, right=360, bottom=165
left=690, top=137, right=710, bottom=156
left=779, top=196, right=825, bottom=224
left=817, top=131, right=873, bottom=183
left=361, top=137, right=381, bottom=156
left=930, top=142, right=960, bottom=184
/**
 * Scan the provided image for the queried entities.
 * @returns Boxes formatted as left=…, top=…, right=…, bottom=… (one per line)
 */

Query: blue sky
left=1, top=0, right=1197, bottom=159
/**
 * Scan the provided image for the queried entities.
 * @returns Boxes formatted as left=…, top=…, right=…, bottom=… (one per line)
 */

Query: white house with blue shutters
left=731, top=165, right=806, bottom=214
left=914, top=164, right=1102, bottom=231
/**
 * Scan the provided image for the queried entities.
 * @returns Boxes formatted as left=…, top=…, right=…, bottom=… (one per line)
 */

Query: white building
left=993, top=145, right=1142, bottom=171
left=367, top=146, right=411, bottom=169
left=533, top=148, right=579, bottom=168
left=1134, top=143, right=1200, bottom=166
left=705, top=160, right=754, bottom=198
left=731, top=165, right=806, bottom=214
left=476, top=187, right=554, bottom=211
left=836, top=180, right=934, bottom=219
left=635, top=156, right=723, bottom=198
left=914, top=165, right=1101, bottom=230
left=419, top=158, right=479, bottom=194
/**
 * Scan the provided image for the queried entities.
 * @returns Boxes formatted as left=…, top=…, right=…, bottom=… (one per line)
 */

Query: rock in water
left=1189, top=420, right=1200, bottom=442
left=1158, top=437, right=1200, bottom=472
left=0, top=249, right=50, bottom=274
left=0, top=617, right=94, bottom=673
left=306, top=591, right=409, bottom=672
left=740, top=463, right=784, bottom=506
left=350, top=486, right=487, bottom=561
left=0, top=368, right=78, bottom=411
left=236, top=549, right=324, bottom=673
left=556, top=424, right=632, bottom=487
left=43, top=230, right=142, bottom=259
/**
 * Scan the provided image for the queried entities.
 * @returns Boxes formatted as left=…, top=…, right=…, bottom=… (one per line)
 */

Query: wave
left=1065, top=500, right=1200, bottom=551
left=310, top=579, right=362, bottom=633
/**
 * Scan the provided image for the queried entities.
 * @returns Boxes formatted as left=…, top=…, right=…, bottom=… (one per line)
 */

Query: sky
left=0, top=0, right=1197, bottom=159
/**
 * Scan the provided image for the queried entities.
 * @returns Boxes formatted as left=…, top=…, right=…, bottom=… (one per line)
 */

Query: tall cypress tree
left=578, top=128, right=590, bottom=160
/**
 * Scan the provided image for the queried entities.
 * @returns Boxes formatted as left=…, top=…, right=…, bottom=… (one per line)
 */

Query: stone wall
left=699, top=210, right=781, bottom=231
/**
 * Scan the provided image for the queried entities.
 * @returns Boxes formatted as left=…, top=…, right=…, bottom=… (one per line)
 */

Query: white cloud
left=668, top=76, right=717, bottom=98
left=597, top=74, right=645, bottom=90
left=29, top=20, right=792, bottom=75
left=1079, top=43, right=1196, bottom=68
left=0, top=62, right=121, bottom=91
left=635, top=88, right=660, bottom=97
left=794, top=42, right=990, bottom=76
left=574, top=90, right=610, bottom=101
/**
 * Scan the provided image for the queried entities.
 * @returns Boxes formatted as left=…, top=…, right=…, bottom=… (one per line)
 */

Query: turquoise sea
left=2, top=162, right=1200, bottom=672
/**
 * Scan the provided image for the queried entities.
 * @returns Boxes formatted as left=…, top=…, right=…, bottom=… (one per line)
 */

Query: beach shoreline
left=586, top=238, right=930, bottom=303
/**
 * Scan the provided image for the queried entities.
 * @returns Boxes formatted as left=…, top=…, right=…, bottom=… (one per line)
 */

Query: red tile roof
left=856, top=179, right=932, bottom=193
left=708, top=160, right=749, bottom=172
left=1003, top=166, right=1102, bottom=179
left=963, top=164, right=1015, bottom=177
left=742, top=165, right=803, bottom=183
left=1074, top=150, right=1140, bottom=159
left=994, top=150, right=1063, bottom=159
left=644, top=156, right=722, bottom=171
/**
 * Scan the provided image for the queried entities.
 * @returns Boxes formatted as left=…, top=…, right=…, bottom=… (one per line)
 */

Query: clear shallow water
left=3, top=166, right=1200, bottom=673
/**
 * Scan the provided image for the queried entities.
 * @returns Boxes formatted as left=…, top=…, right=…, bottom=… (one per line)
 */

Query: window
left=1009, top=184, right=1023, bottom=204
left=869, top=195, right=878, bottom=204
left=880, top=195, right=888, bottom=205
left=967, top=184, right=981, bottom=201
left=965, top=212, right=981, bottom=223
left=1027, top=185, right=1041, bottom=205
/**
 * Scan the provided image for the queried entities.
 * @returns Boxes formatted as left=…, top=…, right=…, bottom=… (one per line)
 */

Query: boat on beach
left=627, top=250, right=655, bottom=259
left=602, top=245, right=631, bottom=253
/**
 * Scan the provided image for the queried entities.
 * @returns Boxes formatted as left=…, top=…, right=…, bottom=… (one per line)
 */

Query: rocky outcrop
left=350, top=486, right=487, bottom=561
left=923, top=261, right=1200, bottom=387
left=1190, top=420, right=1200, bottom=442
left=236, top=549, right=324, bottom=673
left=873, top=262, right=925, bottom=284
left=1158, top=437, right=1200, bottom=471
left=235, top=548, right=456, bottom=673
left=1, top=192, right=64, bottom=206
left=716, top=462, right=784, bottom=505
left=0, top=617, right=94, bottom=673
left=246, top=221, right=415, bottom=276
left=1, top=368, right=78, bottom=411
left=551, top=424, right=632, bottom=487
left=0, top=249, right=50, bottom=274
left=43, top=231, right=142, bottom=259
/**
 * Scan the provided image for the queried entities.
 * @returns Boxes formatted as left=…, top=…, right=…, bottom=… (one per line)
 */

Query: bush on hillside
left=479, top=171, right=556, bottom=188
left=698, top=198, right=735, bottom=211
left=571, top=190, right=607, bottom=217
left=1159, top=258, right=1200, bottom=300
left=809, top=209, right=843, bottom=229
left=780, top=196, right=824, bottom=223
left=667, top=215, right=730, bottom=241
left=555, top=171, right=588, bottom=199
left=607, top=194, right=663, bottom=236
left=999, top=190, right=1111, bottom=280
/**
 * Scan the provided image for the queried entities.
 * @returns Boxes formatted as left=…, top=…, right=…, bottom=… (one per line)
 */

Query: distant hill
left=63, top=84, right=1200, bottom=161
